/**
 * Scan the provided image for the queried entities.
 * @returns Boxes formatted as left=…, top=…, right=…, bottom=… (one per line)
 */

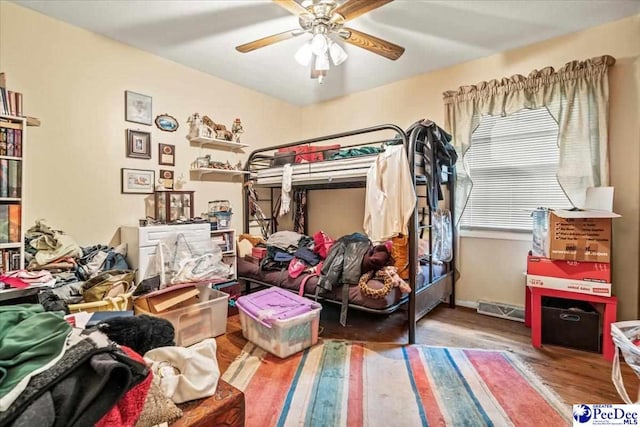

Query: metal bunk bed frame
left=241, top=123, right=455, bottom=344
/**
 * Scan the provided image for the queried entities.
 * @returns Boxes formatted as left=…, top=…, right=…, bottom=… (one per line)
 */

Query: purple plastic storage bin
left=236, top=288, right=322, bottom=358
left=236, top=287, right=321, bottom=328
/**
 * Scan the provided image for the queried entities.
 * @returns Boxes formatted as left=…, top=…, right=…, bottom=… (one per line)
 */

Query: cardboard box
left=133, top=283, right=201, bottom=314
left=547, top=213, right=614, bottom=263
left=526, top=274, right=611, bottom=297
left=535, top=187, right=620, bottom=263
left=135, top=286, right=229, bottom=347
left=527, top=256, right=611, bottom=283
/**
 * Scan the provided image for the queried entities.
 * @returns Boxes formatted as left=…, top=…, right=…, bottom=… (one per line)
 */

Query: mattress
left=252, top=153, right=428, bottom=186
left=237, top=258, right=444, bottom=311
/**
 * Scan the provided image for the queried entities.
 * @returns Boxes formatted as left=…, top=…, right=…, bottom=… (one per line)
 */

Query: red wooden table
left=525, top=286, right=618, bottom=361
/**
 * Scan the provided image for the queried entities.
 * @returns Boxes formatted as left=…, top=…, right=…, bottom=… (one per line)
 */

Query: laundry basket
left=611, top=320, right=640, bottom=403
left=67, top=291, right=134, bottom=314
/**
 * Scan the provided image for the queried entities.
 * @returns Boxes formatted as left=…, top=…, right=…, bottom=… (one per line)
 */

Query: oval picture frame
left=154, top=114, right=179, bottom=132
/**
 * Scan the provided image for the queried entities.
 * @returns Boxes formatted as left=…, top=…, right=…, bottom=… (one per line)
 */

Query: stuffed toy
left=361, top=241, right=394, bottom=273
left=98, top=315, right=175, bottom=356
left=359, top=265, right=412, bottom=299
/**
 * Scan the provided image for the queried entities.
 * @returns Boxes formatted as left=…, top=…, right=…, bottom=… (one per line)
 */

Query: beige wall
left=0, top=2, right=301, bottom=245
left=301, top=15, right=640, bottom=320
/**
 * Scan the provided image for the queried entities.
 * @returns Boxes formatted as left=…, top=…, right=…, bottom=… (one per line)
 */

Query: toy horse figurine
left=187, top=113, right=233, bottom=140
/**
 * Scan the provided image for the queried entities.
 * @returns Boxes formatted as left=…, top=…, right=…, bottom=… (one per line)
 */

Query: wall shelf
left=0, top=243, right=21, bottom=249
left=190, top=168, right=249, bottom=179
left=188, top=136, right=249, bottom=151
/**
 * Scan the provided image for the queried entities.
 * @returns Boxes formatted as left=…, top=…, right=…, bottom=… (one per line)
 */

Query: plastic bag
left=432, top=209, right=453, bottom=263
left=144, top=233, right=232, bottom=288
left=611, top=321, right=640, bottom=403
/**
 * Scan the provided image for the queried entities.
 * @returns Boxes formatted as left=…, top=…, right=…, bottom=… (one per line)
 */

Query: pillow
left=135, top=380, right=183, bottom=427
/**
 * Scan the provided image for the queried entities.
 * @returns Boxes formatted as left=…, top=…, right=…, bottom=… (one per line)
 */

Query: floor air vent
left=477, top=300, right=525, bottom=322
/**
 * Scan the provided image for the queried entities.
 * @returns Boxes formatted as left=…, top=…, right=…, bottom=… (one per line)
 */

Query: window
left=460, top=107, right=571, bottom=232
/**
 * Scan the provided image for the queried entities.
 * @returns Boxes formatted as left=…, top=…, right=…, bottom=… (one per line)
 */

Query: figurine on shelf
left=235, top=161, right=243, bottom=171
left=174, top=173, right=186, bottom=190
left=231, top=118, right=244, bottom=143
left=187, top=113, right=214, bottom=140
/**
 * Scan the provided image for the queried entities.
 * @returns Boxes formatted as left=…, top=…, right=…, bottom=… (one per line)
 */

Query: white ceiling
left=13, top=0, right=640, bottom=106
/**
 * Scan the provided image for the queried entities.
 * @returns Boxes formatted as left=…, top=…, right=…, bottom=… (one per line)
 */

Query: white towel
left=279, top=163, right=292, bottom=217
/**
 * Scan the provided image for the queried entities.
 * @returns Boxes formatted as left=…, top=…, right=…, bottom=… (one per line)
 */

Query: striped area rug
left=222, top=340, right=570, bottom=427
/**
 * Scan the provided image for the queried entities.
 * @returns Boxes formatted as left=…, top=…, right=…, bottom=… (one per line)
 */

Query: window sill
left=460, top=229, right=532, bottom=241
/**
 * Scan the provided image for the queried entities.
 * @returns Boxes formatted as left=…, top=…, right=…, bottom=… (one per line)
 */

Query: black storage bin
left=541, top=296, right=601, bottom=353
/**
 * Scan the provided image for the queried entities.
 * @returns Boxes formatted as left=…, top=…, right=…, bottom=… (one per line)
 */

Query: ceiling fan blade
left=272, top=0, right=309, bottom=16
left=333, top=0, right=393, bottom=22
left=236, top=30, right=301, bottom=53
left=342, top=27, right=405, bottom=60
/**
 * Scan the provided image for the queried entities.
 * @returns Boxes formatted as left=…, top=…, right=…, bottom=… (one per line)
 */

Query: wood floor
left=216, top=303, right=639, bottom=406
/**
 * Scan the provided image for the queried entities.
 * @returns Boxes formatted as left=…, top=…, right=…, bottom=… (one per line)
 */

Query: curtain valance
left=443, top=54, right=616, bottom=226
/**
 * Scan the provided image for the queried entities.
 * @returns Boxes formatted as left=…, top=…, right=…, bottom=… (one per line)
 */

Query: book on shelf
left=15, top=93, right=23, bottom=117
left=0, top=128, right=6, bottom=156
left=8, top=160, right=19, bottom=198
left=7, top=92, right=16, bottom=117
left=0, top=89, right=5, bottom=116
left=0, top=205, right=8, bottom=243
left=6, top=127, right=14, bottom=157
left=14, top=128, right=21, bottom=157
left=0, top=74, right=24, bottom=117
left=16, top=163, right=21, bottom=198
left=0, top=73, right=8, bottom=116
left=0, top=160, right=7, bottom=198
left=0, top=127, right=20, bottom=157
left=0, top=248, right=21, bottom=273
left=8, top=204, right=20, bottom=243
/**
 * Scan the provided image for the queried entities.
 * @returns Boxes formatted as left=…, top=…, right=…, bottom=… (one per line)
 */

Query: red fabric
left=95, top=346, right=153, bottom=427
left=277, top=144, right=340, bottom=163
left=312, top=231, right=335, bottom=259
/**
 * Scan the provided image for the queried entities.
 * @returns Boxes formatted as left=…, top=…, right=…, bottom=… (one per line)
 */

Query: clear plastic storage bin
left=135, top=287, right=228, bottom=347
left=236, top=288, right=322, bottom=358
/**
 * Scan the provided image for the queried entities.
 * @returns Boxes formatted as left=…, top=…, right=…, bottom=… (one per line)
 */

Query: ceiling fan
left=235, top=0, right=404, bottom=83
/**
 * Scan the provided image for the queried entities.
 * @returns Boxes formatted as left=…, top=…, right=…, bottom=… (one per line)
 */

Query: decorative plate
left=155, top=114, right=179, bottom=132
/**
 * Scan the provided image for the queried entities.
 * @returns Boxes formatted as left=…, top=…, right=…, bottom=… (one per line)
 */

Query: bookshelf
left=211, top=228, right=237, bottom=284
left=0, top=115, right=24, bottom=273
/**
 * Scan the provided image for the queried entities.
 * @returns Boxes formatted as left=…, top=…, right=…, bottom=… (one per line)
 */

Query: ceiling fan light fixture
left=294, top=42, right=313, bottom=66
left=315, top=52, right=330, bottom=71
left=329, top=41, right=348, bottom=66
left=310, top=33, right=329, bottom=56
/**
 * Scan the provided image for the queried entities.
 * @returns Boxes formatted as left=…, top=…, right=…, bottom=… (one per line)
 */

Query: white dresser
left=120, top=223, right=211, bottom=284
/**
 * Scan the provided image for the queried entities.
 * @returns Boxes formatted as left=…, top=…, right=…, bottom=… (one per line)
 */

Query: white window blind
left=460, top=107, right=571, bottom=231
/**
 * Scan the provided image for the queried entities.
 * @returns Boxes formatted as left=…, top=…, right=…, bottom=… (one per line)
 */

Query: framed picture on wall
left=121, top=168, right=155, bottom=194
left=126, top=129, right=152, bottom=159
left=125, top=90, right=152, bottom=125
left=160, top=169, right=174, bottom=190
left=158, top=143, right=175, bottom=166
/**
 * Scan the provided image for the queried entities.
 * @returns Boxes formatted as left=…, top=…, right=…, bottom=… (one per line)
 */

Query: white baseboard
left=455, top=299, right=479, bottom=309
